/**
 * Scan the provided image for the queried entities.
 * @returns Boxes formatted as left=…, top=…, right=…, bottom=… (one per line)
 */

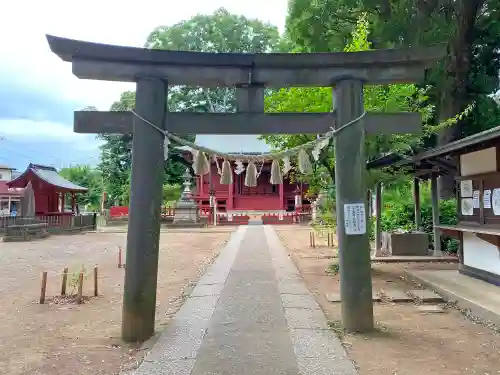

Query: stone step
left=382, top=289, right=414, bottom=303
left=408, top=289, right=444, bottom=303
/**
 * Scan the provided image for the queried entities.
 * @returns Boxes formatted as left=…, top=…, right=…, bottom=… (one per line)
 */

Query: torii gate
left=46, top=35, right=443, bottom=342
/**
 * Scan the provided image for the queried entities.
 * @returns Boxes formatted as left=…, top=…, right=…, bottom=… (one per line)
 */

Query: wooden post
left=122, top=78, right=166, bottom=342
left=431, top=173, right=443, bottom=256
left=413, top=177, right=421, bottom=231
left=61, top=267, right=68, bottom=295
left=93, top=266, right=98, bottom=297
left=40, top=271, right=47, bottom=304
left=333, top=79, right=374, bottom=332
left=76, top=271, right=84, bottom=304
left=118, top=246, right=122, bottom=268
left=375, top=182, right=382, bottom=256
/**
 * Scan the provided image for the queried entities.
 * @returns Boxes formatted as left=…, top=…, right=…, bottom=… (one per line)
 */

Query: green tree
left=59, top=165, right=103, bottom=209
left=146, top=7, right=286, bottom=114
left=286, top=0, right=500, bottom=196
left=98, top=8, right=285, bottom=205
left=261, top=15, right=432, bottom=195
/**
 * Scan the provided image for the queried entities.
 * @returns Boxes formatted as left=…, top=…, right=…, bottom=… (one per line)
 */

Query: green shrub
left=378, top=181, right=458, bottom=253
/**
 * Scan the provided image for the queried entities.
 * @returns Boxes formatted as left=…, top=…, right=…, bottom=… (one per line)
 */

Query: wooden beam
left=375, top=182, right=382, bottom=255
left=431, top=173, right=443, bottom=256
left=47, top=35, right=444, bottom=86
left=236, top=86, right=264, bottom=112
left=72, top=59, right=428, bottom=86
left=413, top=178, right=421, bottom=231
left=74, top=111, right=422, bottom=135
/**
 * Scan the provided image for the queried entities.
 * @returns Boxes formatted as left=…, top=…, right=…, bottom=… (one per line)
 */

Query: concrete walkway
left=135, top=226, right=357, bottom=375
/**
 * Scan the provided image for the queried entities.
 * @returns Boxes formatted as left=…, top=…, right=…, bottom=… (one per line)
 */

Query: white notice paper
left=461, top=198, right=474, bottom=216
left=278, top=213, right=283, bottom=221
left=460, top=180, right=473, bottom=197
left=484, top=190, right=492, bottom=209
left=472, top=190, right=480, bottom=209
left=343, top=203, right=366, bottom=235
left=492, top=189, right=500, bottom=215
left=227, top=214, right=233, bottom=222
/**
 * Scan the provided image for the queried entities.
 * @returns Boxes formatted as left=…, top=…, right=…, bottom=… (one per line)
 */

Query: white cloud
left=0, top=119, right=101, bottom=151
left=1, top=0, right=287, bottom=110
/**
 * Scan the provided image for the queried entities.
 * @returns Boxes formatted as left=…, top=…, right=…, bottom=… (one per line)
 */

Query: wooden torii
left=46, top=35, right=443, bottom=342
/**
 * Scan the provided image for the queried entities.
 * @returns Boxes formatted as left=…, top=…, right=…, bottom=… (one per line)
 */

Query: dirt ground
left=277, top=226, right=500, bottom=375
left=0, top=228, right=234, bottom=375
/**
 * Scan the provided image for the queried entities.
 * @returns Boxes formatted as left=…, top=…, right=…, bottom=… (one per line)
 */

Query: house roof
left=366, top=125, right=500, bottom=179
left=8, top=164, right=88, bottom=192
left=0, top=182, right=23, bottom=197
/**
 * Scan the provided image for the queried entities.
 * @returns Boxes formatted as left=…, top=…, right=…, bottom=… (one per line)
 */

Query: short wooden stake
left=118, top=246, right=122, bottom=268
left=76, top=272, right=84, bottom=304
left=39, top=271, right=47, bottom=304
left=327, top=233, right=331, bottom=247
left=93, top=266, right=98, bottom=297
left=61, top=267, right=68, bottom=296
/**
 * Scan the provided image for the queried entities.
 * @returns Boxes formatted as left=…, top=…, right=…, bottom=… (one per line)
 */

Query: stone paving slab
left=136, top=226, right=358, bottom=375
left=265, top=226, right=357, bottom=375
left=135, top=227, right=247, bottom=375
left=408, top=289, right=444, bottom=303
left=135, top=358, right=196, bottom=375
left=190, top=282, right=225, bottom=297
left=278, top=281, right=311, bottom=295
left=144, top=320, right=207, bottom=362
left=174, top=295, right=220, bottom=322
left=383, top=288, right=414, bottom=302
left=281, top=294, right=321, bottom=309
left=190, top=226, right=300, bottom=375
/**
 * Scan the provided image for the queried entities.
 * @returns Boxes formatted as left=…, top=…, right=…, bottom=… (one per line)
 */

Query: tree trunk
left=436, top=0, right=484, bottom=198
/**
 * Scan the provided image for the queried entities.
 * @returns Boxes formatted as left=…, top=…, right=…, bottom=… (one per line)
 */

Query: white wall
left=463, top=233, right=500, bottom=275
left=460, top=147, right=497, bottom=176
left=0, top=169, right=12, bottom=181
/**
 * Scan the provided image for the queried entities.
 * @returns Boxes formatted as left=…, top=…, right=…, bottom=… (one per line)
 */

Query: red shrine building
left=7, top=164, right=88, bottom=216
left=185, top=153, right=310, bottom=213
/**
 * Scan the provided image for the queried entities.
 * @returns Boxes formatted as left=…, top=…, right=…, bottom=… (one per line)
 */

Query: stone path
left=135, top=225, right=357, bottom=375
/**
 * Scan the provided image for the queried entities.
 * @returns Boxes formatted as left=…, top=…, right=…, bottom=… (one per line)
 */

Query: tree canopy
left=97, top=8, right=286, bottom=205
left=286, top=0, right=500, bottom=196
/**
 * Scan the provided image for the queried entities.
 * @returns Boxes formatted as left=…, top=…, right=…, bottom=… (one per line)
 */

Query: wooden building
left=184, top=152, right=310, bottom=213
left=7, top=164, right=88, bottom=216
left=368, top=126, right=500, bottom=285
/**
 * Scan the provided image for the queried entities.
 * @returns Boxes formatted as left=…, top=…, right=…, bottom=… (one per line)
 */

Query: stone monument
left=172, top=169, right=203, bottom=227
left=4, top=182, right=49, bottom=242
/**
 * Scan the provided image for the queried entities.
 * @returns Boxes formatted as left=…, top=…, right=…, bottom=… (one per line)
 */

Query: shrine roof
left=8, top=164, right=88, bottom=192
left=366, top=125, right=500, bottom=179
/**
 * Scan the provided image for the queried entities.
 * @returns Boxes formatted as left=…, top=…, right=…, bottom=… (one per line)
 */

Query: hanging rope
left=130, top=109, right=367, bottom=162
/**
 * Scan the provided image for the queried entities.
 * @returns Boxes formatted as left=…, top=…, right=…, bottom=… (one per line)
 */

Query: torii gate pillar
left=334, top=79, right=373, bottom=331
left=122, top=78, right=167, bottom=342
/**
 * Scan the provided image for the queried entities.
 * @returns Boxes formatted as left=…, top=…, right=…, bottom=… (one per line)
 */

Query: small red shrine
left=184, top=152, right=310, bottom=213
left=7, top=164, right=88, bottom=216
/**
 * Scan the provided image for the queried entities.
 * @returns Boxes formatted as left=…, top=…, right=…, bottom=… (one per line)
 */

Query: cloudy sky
left=0, top=0, right=288, bottom=171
